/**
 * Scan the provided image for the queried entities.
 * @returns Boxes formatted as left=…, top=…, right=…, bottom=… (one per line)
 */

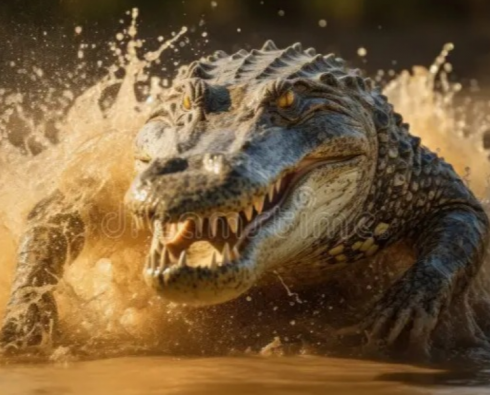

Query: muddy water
left=1, top=10, right=490, bottom=394
left=2, top=356, right=490, bottom=395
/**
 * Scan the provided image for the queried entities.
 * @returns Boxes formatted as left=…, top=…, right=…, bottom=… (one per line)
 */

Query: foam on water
left=0, top=12, right=489, bottom=360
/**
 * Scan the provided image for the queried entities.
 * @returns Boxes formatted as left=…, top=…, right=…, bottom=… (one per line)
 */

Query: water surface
left=3, top=356, right=490, bottom=395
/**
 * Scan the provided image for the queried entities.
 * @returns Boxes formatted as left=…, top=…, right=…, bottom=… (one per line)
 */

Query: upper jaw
left=125, top=148, right=297, bottom=227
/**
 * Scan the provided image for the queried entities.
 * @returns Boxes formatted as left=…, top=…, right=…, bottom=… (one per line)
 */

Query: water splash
left=0, top=14, right=489, bottom=360
left=384, top=43, right=490, bottom=197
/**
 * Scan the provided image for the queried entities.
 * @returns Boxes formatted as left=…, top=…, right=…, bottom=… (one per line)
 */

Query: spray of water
left=0, top=11, right=489, bottom=360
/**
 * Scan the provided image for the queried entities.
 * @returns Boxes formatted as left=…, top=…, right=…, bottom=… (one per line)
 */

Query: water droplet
left=318, top=19, right=327, bottom=28
left=444, top=42, right=455, bottom=51
left=357, top=47, right=367, bottom=57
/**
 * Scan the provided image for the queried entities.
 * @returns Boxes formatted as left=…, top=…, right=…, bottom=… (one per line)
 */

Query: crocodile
left=1, top=41, right=489, bottom=358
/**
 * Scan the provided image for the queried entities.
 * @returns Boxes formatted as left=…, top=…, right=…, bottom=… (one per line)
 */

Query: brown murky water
left=1, top=9, right=490, bottom=394
left=3, top=356, right=490, bottom=395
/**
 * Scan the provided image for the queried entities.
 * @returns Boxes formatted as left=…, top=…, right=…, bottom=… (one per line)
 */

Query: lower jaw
left=143, top=241, right=260, bottom=305
left=142, top=198, right=295, bottom=305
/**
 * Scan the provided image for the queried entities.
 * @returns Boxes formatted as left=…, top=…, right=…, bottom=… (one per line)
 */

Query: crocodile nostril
left=203, top=153, right=225, bottom=174
left=150, top=157, right=189, bottom=176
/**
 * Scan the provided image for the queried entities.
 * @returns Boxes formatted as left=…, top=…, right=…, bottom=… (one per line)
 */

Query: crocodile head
left=125, top=41, right=379, bottom=305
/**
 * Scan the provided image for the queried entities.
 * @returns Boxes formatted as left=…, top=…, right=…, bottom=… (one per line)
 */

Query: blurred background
left=1, top=0, right=490, bottom=86
left=2, top=0, right=490, bottom=154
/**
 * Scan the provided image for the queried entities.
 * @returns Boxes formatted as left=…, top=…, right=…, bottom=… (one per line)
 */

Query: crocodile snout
left=125, top=151, right=258, bottom=224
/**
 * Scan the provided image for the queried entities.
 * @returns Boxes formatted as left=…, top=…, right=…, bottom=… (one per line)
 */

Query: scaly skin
left=1, top=41, right=488, bottom=358
left=1, top=192, right=84, bottom=352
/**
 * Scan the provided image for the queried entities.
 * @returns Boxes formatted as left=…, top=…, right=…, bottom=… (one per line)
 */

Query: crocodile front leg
left=361, top=206, right=489, bottom=358
left=1, top=191, right=85, bottom=353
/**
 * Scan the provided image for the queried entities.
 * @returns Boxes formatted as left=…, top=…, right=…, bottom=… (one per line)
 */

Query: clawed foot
left=0, top=288, right=58, bottom=355
left=339, top=267, right=452, bottom=360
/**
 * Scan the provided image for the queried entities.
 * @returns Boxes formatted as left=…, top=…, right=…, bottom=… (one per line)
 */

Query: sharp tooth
left=154, top=221, right=163, bottom=239
left=210, top=251, right=218, bottom=269
left=254, top=195, right=265, bottom=214
left=144, top=207, right=152, bottom=230
left=149, top=250, right=158, bottom=272
left=222, top=243, right=231, bottom=264
left=244, top=205, right=254, bottom=222
left=149, top=238, right=161, bottom=272
left=268, top=184, right=275, bottom=202
left=158, top=246, right=170, bottom=273
left=177, top=221, right=188, bottom=232
left=275, top=177, right=282, bottom=193
left=171, top=223, right=179, bottom=238
left=178, top=250, right=188, bottom=267
left=227, top=213, right=239, bottom=234
left=210, top=216, right=219, bottom=237
left=150, top=232, right=160, bottom=253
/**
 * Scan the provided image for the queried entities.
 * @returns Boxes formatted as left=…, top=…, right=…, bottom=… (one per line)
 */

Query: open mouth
left=133, top=155, right=361, bottom=304
left=141, top=167, right=293, bottom=285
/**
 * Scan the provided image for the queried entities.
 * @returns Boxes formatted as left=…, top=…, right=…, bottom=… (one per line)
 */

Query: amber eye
left=276, top=90, right=295, bottom=108
left=182, top=95, right=192, bottom=111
